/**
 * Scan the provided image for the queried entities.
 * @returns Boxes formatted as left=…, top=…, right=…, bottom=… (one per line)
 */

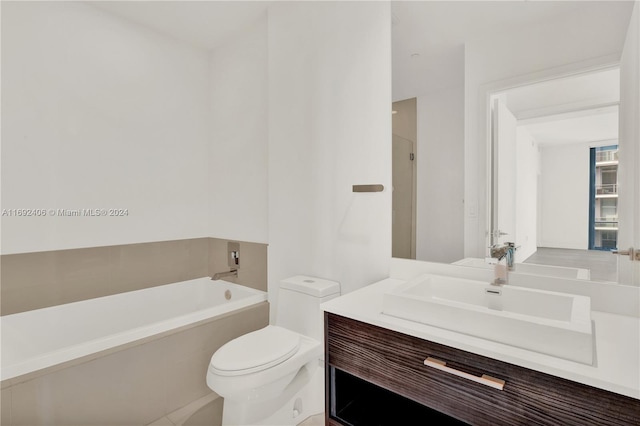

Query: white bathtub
left=1, top=277, right=267, bottom=382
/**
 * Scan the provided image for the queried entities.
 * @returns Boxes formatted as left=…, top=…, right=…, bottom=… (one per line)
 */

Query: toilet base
left=222, top=360, right=324, bottom=426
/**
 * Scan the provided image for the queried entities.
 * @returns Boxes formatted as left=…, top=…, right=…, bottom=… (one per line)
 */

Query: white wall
left=415, top=86, right=464, bottom=263
left=208, top=15, right=268, bottom=244
left=1, top=2, right=210, bottom=254
left=538, top=142, right=590, bottom=250
left=267, top=2, right=391, bottom=316
left=3, top=2, right=392, bottom=306
left=515, top=127, right=538, bottom=261
left=464, top=4, right=632, bottom=259
left=495, top=99, right=517, bottom=242
left=617, top=1, right=640, bottom=285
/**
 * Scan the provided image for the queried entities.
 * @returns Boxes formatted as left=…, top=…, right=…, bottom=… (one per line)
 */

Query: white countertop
left=322, top=277, right=640, bottom=400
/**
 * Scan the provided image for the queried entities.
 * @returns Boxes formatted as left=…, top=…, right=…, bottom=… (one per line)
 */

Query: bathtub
left=1, top=277, right=267, bottom=382
left=1, top=277, right=269, bottom=425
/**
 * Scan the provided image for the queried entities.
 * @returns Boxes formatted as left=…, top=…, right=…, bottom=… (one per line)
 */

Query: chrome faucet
left=211, top=269, right=238, bottom=280
left=490, top=242, right=517, bottom=269
left=489, top=242, right=517, bottom=286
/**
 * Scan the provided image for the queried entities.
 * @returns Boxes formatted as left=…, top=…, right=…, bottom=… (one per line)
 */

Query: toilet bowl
left=206, top=276, right=340, bottom=426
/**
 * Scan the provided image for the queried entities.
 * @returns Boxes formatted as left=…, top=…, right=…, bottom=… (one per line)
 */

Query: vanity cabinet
left=324, top=313, right=640, bottom=426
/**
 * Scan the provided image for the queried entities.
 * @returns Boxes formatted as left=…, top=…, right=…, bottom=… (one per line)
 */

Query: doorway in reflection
left=392, top=98, right=417, bottom=259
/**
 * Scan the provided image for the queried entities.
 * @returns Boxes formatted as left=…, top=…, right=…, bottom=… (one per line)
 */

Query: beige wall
left=1, top=238, right=268, bottom=315
left=208, top=239, right=267, bottom=293
left=1, top=303, right=269, bottom=426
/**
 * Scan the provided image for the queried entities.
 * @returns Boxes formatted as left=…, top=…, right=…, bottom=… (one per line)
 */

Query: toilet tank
left=276, top=276, right=341, bottom=342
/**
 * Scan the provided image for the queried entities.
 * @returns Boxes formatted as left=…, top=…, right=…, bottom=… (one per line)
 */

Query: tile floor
left=298, top=413, right=325, bottom=426
left=147, top=405, right=324, bottom=426
left=523, top=247, right=618, bottom=282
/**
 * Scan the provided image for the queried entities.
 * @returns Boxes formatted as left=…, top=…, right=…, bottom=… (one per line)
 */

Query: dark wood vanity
left=324, top=312, right=640, bottom=426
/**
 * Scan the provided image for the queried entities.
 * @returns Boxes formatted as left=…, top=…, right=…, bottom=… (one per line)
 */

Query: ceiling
left=503, top=68, right=620, bottom=121
left=506, top=68, right=620, bottom=146
left=391, top=1, right=634, bottom=101
left=91, top=1, right=627, bottom=146
left=391, top=2, right=631, bottom=146
left=521, top=108, right=619, bottom=146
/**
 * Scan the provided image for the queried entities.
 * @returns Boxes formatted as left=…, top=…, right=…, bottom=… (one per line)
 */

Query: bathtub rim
left=1, top=279, right=268, bottom=387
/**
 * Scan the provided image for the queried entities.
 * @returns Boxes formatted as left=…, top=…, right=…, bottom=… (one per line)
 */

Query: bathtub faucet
left=211, top=269, right=238, bottom=280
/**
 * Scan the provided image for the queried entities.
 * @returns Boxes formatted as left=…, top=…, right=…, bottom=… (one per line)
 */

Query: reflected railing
left=595, top=150, right=619, bottom=163
left=594, top=217, right=619, bottom=229
left=596, top=184, right=618, bottom=195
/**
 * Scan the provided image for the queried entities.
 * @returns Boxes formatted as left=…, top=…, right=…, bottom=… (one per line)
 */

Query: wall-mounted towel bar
left=352, top=184, right=384, bottom=193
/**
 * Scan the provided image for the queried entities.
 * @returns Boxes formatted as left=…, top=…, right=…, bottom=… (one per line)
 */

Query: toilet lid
left=210, top=325, right=301, bottom=376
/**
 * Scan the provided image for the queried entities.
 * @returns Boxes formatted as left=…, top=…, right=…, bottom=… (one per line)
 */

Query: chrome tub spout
left=211, top=269, right=238, bottom=280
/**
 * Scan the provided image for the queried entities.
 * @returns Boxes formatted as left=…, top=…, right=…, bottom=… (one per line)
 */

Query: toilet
left=206, top=275, right=341, bottom=425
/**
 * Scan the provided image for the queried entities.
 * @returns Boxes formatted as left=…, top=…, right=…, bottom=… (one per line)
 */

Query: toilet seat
left=210, top=326, right=301, bottom=376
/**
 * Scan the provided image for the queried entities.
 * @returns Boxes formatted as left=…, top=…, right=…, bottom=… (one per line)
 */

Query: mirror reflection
left=489, top=69, right=620, bottom=282
left=391, top=1, right=637, bottom=284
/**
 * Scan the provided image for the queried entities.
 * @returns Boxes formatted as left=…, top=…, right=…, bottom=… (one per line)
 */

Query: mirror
left=489, top=69, right=620, bottom=282
left=391, top=1, right=637, bottom=284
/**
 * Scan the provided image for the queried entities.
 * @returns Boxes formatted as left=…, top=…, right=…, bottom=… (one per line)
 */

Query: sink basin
left=452, top=258, right=591, bottom=280
left=382, top=274, right=593, bottom=364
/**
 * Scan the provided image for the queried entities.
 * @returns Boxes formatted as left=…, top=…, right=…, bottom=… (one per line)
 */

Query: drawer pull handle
left=424, top=357, right=505, bottom=391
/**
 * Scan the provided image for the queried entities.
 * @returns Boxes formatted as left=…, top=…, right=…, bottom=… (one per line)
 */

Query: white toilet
left=206, top=275, right=340, bottom=426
